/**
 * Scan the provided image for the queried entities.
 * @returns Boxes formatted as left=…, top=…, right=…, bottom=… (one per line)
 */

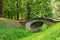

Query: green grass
left=0, top=20, right=33, bottom=40
left=0, top=19, right=60, bottom=40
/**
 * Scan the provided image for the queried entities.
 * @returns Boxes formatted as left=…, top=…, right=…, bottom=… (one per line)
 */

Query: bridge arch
left=25, top=19, right=54, bottom=32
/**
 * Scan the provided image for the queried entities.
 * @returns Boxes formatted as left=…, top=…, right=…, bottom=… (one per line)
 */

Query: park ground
left=0, top=18, right=60, bottom=40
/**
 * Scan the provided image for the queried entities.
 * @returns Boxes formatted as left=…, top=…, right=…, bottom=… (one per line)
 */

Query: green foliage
left=3, top=0, right=54, bottom=19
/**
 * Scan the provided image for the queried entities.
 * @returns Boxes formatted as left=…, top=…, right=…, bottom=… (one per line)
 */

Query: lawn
left=0, top=19, right=60, bottom=40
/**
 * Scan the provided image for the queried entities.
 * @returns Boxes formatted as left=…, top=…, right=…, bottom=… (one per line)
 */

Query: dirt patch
left=0, top=18, right=20, bottom=27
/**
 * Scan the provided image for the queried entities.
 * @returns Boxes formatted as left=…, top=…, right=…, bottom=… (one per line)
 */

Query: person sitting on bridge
left=37, top=13, right=43, bottom=20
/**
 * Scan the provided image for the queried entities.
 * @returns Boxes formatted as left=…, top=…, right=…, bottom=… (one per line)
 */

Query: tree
left=26, top=2, right=31, bottom=19
left=16, top=0, right=20, bottom=20
left=0, top=0, right=3, bottom=17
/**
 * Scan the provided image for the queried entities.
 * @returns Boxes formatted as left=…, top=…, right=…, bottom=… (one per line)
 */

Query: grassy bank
left=0, top=19, right=60, bottom=40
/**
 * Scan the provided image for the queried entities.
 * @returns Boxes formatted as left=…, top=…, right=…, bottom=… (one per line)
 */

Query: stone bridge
left=19, top=18, right=60, bottom=32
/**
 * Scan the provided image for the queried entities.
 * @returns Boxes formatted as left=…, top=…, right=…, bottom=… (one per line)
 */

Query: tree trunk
left=0, top=0, right=3, bottom=17
left=8, top=9, right=12, bottom=19
left=17, top=13, right=19, bottom=20
left=8, top=11, right=11, bottom=18
left=16, top=0, right=19, bottom=20
left=26, top=2, right=31, bottom=19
